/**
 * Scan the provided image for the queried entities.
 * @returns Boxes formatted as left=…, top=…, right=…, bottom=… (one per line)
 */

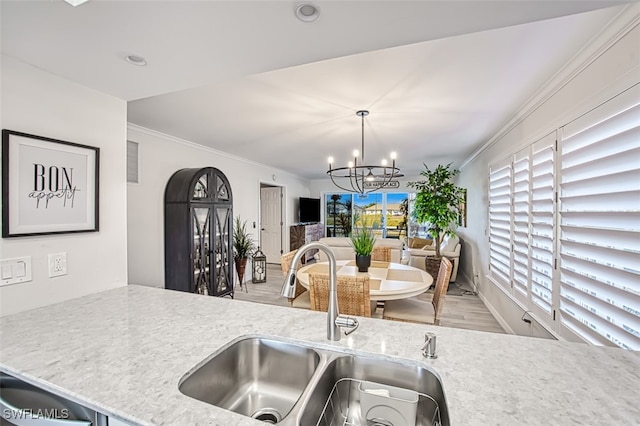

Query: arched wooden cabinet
left=164, top=167, right=234, bottom=297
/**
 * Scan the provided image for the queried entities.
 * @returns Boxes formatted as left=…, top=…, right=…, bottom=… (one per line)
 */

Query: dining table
left=296, top=260, right=434, bottom=301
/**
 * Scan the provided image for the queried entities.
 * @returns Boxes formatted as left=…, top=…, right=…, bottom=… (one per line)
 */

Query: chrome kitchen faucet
left=281, top=242, right=359, bottom=341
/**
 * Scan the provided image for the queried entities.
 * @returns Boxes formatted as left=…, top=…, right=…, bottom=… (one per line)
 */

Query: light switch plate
left=0, top=257, right=32, bottom=286
left=48, top=252, right=68, bottom=278
left=1, top=264, right=11, bottom=280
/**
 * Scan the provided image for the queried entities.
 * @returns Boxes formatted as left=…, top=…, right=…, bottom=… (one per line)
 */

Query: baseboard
left=480, top=276, right=564, bottom=340
left=457, top=270, right=477, bottom=294
left=477, top=289, right=515, bottom=335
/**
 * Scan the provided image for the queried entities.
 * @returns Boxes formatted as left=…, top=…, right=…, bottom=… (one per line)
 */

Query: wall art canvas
left=2, top=130, right=99, bottom=237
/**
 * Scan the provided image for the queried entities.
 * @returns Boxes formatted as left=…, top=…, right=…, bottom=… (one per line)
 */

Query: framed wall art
left=2, top=129, right=99, bottom=237
left=458, top=188, right=467, bottom=228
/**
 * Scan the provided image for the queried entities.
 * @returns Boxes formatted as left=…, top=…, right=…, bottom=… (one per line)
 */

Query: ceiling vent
left=127, top=141, right=139, bottom=184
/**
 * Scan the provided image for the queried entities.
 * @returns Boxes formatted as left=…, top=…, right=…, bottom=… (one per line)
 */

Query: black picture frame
left=2, top=129, right=99, bottom=237
left=458, top=188, right=467, bottom=228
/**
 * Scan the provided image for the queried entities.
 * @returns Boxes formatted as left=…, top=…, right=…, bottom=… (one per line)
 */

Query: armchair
left=408, top=235, right=460, bottom=282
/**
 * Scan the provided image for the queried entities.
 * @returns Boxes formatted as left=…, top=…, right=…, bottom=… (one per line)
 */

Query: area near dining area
left=235, top=248, right=505, bottom=335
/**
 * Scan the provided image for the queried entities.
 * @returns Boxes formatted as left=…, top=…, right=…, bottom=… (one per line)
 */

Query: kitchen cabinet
left=164, top=167, right=233, bottom=297
left=0, top=372, right=108, bottom=425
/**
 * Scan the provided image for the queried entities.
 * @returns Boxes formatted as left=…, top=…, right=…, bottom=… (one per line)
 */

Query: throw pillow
left=410, top=237, right=432, bottom=249
left=441, top=235, right=460, bottom=253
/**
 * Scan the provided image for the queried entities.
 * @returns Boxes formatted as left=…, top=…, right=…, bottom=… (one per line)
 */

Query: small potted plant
left=349, top=223, right=376, bottom=272
left=233, top=216, right=256, bottom=285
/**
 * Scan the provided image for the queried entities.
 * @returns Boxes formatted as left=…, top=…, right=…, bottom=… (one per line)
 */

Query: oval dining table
left=296, top=260, right=434, bottom=301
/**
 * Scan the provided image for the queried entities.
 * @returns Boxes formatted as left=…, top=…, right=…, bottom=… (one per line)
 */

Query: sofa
left=407, top=235, right=460, bottom=282
left=316, top=237, right=406, bottom=264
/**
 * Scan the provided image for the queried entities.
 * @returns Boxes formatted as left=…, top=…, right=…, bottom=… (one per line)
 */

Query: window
left=488, top=160, right=512, bottom=288
left=558, top=85, right=640, bottom=350
left=386, top=193, right=409, bottom=239
left=511, top=152, right=530, bottom=299
left=530, top=136, right=556, bottom=316
left=323, top=193, right=410, bottom=239
left=325, top=194, right=352, bottom=237
left=487, top=85, right=640, bottom=350
left=354, top=193, right=383, bottom=236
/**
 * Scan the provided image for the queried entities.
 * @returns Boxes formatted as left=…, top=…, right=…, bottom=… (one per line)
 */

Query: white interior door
left=260, top=186, right=283, bottom=263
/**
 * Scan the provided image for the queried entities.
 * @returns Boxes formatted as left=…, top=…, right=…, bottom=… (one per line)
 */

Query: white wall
left=0, top=55, right=128, bottom=316
left=126, top=125, right=311, bottom=287
left=456, top=12, right=640, bottom=338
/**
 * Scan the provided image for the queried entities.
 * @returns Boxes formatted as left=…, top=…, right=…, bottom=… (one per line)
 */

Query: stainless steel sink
left=297, top=354, right=449, bottom=426
left=179, top=336, right=320, bottom=423
left=179, top=336, right=449, bottom=425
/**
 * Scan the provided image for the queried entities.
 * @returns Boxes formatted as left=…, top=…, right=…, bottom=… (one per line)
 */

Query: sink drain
left=252, top=408, right=282, bottom=424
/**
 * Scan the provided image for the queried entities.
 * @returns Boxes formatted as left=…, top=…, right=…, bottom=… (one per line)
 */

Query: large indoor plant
left=349, top=222, right=376, bottom=272
left=233, top=216, right=256, bottom=285
left=408, top=163, right=465, bottom=275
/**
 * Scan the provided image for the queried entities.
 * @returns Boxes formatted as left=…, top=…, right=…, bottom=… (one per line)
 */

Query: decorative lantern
left=252, top=247, right=267, bottom=283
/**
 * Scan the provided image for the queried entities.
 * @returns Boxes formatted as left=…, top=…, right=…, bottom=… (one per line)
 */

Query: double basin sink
left=179, top=335, right=449, bottom=426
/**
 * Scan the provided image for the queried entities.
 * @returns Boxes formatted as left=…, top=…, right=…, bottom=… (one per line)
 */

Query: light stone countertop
left=0, top=285, right=639, bottom=425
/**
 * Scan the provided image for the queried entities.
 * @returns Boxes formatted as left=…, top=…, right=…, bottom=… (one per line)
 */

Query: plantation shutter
left=512, top=150, right=530, bottom=298
left=530, top=134, right=556, bottom=315
left=558, top=84, right=640, bottom=350
left=488, top=160, right=512, bottom=288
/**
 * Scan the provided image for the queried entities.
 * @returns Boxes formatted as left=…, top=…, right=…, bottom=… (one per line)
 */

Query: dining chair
left=371, top=246, right=391, bottom=262
left=382, top=257, right=453, bottom=325
left=280, top=250, right=311, bottom=309
left=308, top=273, right=372, bottom=317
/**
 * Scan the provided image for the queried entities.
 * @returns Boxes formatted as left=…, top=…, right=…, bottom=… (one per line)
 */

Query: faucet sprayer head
left=281, top=269, right=298, bottom=298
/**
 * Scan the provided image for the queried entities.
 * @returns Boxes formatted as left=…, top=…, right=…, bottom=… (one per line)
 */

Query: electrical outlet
left=48, top=252, right=67, bottom=278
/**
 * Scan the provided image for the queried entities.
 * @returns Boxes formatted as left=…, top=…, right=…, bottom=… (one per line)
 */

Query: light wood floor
left=234, top=264, right=505, bottom=334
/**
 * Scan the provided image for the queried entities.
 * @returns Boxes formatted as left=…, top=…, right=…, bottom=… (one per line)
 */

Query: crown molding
left=126, top=123, right=308, bottom=182
left=460, top=3, right=640, bottom=170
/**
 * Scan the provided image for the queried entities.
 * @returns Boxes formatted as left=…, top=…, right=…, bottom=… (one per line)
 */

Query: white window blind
left=558, top=85, right=640, bottom=350
left=530, top=137, right=556, bottom=315
left=488, top=162, right=512, bottom=288
left=489, top=134, right=557, bottom=320
left=512, top=153, right=530, bottom=298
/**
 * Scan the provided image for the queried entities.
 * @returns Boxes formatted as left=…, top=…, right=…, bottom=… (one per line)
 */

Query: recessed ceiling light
left=63, top=0, right=90, bottom=6
left=295, top=2, right=320, bottom=22
left=125, top=55, right=147, bottom=67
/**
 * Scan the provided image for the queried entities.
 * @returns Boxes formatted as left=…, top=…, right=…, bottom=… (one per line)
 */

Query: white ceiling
left=1, top=1, right=629, bottom=179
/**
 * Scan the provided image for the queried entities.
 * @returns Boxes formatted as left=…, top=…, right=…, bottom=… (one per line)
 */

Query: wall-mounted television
left=298, top=197, right=320, bottom=223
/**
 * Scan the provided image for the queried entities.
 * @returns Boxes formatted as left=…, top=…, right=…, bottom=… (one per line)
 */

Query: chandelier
left=327, top=110, right=403, bottom=196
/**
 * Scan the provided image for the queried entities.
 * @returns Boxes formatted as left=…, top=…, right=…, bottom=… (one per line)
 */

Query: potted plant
left=408, top=163, right=465, bottom=276
left=233, top=216, right=256, bottom=285
left=349, top=222, right=376, bottom=272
